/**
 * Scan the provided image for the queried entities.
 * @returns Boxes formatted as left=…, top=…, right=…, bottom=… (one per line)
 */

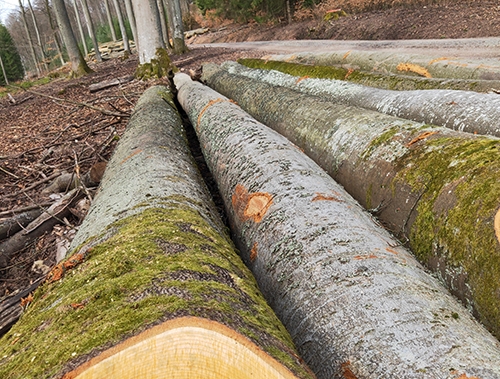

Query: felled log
left=88, top=75, right=135, bottom=93
left=175, top=72, right=500, bottom=379
left=0, top=86, right=313, bottom=379
left=202, top=64, right=500, bottom=340
left=41, top=162, right=107, bottom=195
left=0, top=209, right=43, bottom=240
left=0, top=189, right=85, bottom=269
left=226, top=60, right=500, bottom=137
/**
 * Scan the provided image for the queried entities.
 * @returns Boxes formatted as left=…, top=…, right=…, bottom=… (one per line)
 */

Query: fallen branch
left=0, top=208, right=44, bottom=240
left=88, top=75, right=135, bottom=93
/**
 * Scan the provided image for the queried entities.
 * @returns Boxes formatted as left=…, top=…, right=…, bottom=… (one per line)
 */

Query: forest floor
left=1, top=0, right=500, bottom=321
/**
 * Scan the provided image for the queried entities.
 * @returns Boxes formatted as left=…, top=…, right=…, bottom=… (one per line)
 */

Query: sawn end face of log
left=0, top=86, right=313, bottom=379
left=201, top=64, right=500, bottom=343
left=175, top=72, right=500, bottom=379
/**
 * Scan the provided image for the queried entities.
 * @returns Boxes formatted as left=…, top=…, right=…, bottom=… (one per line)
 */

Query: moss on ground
left=395, top=135, right=500, bottom=336
left=0, top=206, right=307, bottom=379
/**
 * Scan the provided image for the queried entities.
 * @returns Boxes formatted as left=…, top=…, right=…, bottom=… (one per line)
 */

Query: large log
left=228, top=60, right=500, bottom=137
left=175, top=73, right=500, bottom=379
left=201, top=64, right=500, bottom=340
left=0, top=86, right=313, bottom=379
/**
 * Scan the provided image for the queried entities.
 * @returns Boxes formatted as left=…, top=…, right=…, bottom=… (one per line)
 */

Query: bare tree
left=165, top=0, right=186, bottom=54
left=80, top=0, right=102, bottom=62
left=43, top=0, right=65, bottom=65
left=123, top=0, right=137, bottom=45
left=52, top=0, right=91, bottom=76
left=26, top=0, right=49, bottom=71
left=104, top=0, right=117, bottom=41
left=111, top=0, right=130, bottom=54
left=71, top=0, right=88, bottom=56
left=18, top=0, right=40, bottom=76
left=156, top=0, right=169, bottom=47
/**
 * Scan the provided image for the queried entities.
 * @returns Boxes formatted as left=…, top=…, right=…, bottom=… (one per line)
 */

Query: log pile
left=175, top=72, right=500, bottom=379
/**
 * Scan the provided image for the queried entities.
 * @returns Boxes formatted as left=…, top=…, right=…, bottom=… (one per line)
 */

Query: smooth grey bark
left=224, top=61, right=500, bottom=137
left=18, top=0, right=40, bottom=76
left=80, top=0, right=102, bottom=62
left=111, top=0, right=130, bottom=54
left=0, top=86, right=313, bottom=379
left=123, top=0, right=138, bottom=45
left=175, top=72, right=500, bottom=379
left=132, top=0, right=165, bottom=64
left=44, top=0, right=65, bottom=65
left=53, top=0, right=91, bottom=76
left=156, top=0, right=169, bottom=47
left=26, top=0, right=49, bottom=72
left=166, top=0, right=187, bottom=54
left=104, top=0, right=117, bottom=41
left=267, top=50, right=500, bottom=81
left=72, top=0, right=88, bottom=56
left=0, top=54, right=8, bottom=85
left=202, top=64, right=500, bottom=340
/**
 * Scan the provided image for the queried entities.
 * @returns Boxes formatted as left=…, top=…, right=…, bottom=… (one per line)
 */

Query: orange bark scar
left=455, top=374, right=482, bottom=379
left=295, top=76, right=310, bottom=84
left=354, top=254, right=378, bottom=260
left=385, top=247, right=399, bottom=255
left=406, top=131, right=438, bottom=147
left=342, top=51, right=351, bottom=60
left=345, top=68, right=355, bottom=79
left=197, top=99, right=237, bottom=128
left=46, top=252, right=86, bottom=284
left=341, top=361, right=359, bottom=379
left=428, top=57, right=450, bottom=65
left=120, top=149, right=143, bottom=164
left=232, top=184, right=273, bottom=223
left=250, top=242, right=258, bottom=262
left=494, top=207, right=500, bottom=245
left=312, top=192, right=342, bottom=202
left=397, top=62, right=432, bottom=78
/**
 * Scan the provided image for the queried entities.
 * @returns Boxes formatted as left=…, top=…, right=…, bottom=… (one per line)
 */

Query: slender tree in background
left=123, top=0, right=138, bottom=45
left=0, top=23, right=24, bottom=84
left=104, top=0, right=117, bottom=41
left=52, top=0, right=91, bottom=76
left=18, top=0, right=40, bottom=76
left=43, top=0, right=65, bottom=65
left=111, top=0, right=130, bottom=54
left=80, top=0, right=102, bottom=62
left=157, top=0, right=170, bottom=47
left=166, top=0, right=187, bottom=54
left=72, top=0, right=88, bottom=56
left=27, top=0, right=49, bottom=71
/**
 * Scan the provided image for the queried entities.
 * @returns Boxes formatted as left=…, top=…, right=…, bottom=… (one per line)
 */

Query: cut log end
left=495, top=207, right=500, bottom=245
left=63, top=317, right=302, bottom=379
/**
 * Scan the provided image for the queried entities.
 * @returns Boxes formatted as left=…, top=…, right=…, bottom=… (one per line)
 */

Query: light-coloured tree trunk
left=104, top=0, right=117, bottom=41
left=123, top=0, right=138, bottom=45
left=52, top=0, right=92, bottom=76
left=225, top=61, right=500, bottom=137
left=202, top=63, right=500, bottom=340
left=0, top=86, right=314, bottom=379
left=166, top=0, right=187, bottom=54
left=111, top=0, right=130, bottom=54
left=26, top=0, right=49, bottom=72
left=133, top=0, right=174, bottom=78
left=175, top=72, right=500, bottom=379
left=156, top=0, right=169, bottom=47
left=44, top=0, right=66, bottom=65
left=80, top=0, right=102, bottom=62
left=18, top=0, right=40, bottom=76
left=0, top=54, right=9, bottom=85
left=72, top=0, right=88, bottom=56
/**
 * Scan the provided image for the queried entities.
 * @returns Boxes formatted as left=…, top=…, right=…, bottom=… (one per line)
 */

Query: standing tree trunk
left=166, top=0, right=187, bottom=54
left=133, top=0, right=173, bottom=79
left=0, top=54, right=8, bottom=85
left=0, top=86, right=314, bottom=379
left=104, top=0, right=117, bottom=41
left=156, top=0, right=170, bottom=47
left=72, top=0, right=88, bottom=56
left=111, top=0, right=130, bottom=54
left=26, top=0, right=49, bottom=72
left=52, top=0, right=91, bottom=76
left=44, top=0, right=65, bottom=65
left=80, top=0, right=102, bottom=62
left=202, top=63, right=500, bottom=340
left=123, top=0, right=138, bottom=45
left=175, top=72, right=500, bottom=379
left=18, top=0, right=40, bottom=76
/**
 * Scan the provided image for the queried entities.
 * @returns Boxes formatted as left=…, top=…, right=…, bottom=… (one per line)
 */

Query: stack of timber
left=227, top=60, right=500, bottom=137
left=175, top=73, right=500, bottom=379
left=0, top=86, right=313, bottom=379
left=201, top=63, right=500, bottom=342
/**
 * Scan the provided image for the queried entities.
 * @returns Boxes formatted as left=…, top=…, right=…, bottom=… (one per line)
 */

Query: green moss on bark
left=0, top=206, right=307, bottom=379
left=395, top=135, right=500, bottom=336
left=136, top=48, right=178, bottom=80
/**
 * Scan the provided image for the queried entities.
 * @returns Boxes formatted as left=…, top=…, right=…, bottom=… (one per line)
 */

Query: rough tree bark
left=53, top=0, right=92, bottom=76
left=0, top=86, right=313, bottom=379
left=244, top=58, right=500, bottom=93
left=225, top=61, right=500, bottom=137
left=266, top=50, right=500, bottom=81
left=80, top=0, right=102, bottom=62
left=202, top=64, right=500, bottom=340
left=175, top=72, right=500, bottom=379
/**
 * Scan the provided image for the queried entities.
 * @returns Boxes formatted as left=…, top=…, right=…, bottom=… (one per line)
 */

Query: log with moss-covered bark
left=201, top=64, right=500, bottom=341
left=0, top=86, right=313, bottom=379
left=227, top=60, right=500, bottom=137
left=175, top=72, right=500, bottom=379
